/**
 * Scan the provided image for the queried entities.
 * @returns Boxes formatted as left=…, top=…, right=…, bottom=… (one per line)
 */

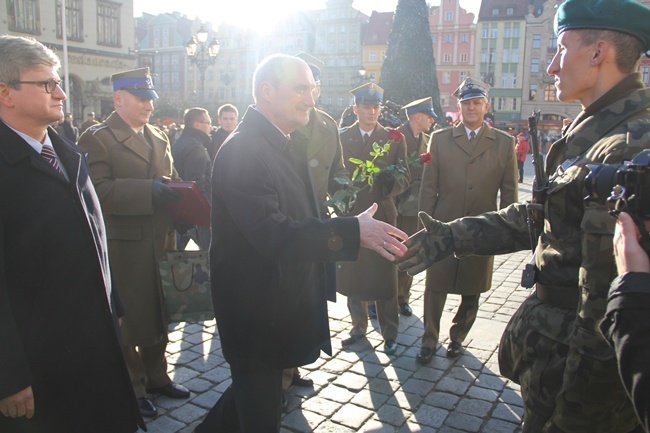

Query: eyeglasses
left=197, top=120, right=212, bottom=126
left=9, top=78, right=63, bottom=94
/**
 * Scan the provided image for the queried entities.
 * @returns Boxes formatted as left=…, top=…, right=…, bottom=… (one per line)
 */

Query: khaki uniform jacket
left=336, top=122, right=409, bottom=300
left=420, top=123, right=518, bottom=295
left=78, top=112, right=179, bottom=346
left=396, top=121, right=430, bottom=217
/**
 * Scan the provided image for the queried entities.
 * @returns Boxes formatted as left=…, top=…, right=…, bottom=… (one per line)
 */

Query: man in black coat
left=0, top=35, right=142, bottom=433
left=207, top=103, right=238, bottom=161
left=194, top=54, right=408, bottom=433
left=601, top=211, right=650, bottom=433
left=172, top=107, right=213, bottom=250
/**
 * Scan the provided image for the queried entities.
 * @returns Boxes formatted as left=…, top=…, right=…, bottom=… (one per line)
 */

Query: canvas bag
left=159, top=250, right=214, bottom=323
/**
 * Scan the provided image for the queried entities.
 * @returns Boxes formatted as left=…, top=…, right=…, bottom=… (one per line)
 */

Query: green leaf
left=349, top=157, right=363, bottom=165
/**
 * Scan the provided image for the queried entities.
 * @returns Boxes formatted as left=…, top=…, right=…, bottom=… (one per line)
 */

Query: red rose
left=387, top=128, right=404, bottom=142
left=419, top=152, right=432, bottom=165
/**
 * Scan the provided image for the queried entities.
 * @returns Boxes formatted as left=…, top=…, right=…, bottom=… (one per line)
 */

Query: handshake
left=395, top=211, right=455, bottom=275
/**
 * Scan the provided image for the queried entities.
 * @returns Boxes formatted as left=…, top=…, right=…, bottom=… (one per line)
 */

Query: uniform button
left=309, top=159, right=319, bottom=168
left=328, top=235, right=343, bottom=251
left=468, top=185, right=473, bottom=190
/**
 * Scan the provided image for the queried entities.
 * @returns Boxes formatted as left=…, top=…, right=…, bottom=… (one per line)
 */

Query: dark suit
left=197, top=107, right=360, bottom=432
left=0, top=120, right=142, bottom=432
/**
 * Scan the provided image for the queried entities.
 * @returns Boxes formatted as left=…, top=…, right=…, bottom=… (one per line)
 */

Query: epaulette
left=338, top=126, right=350, bottom=134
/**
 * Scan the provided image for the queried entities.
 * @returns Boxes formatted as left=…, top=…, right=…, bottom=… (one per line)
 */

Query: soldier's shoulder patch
left=88, top=123, right=108, bottom=135
left=338, top=126, right=351, bottom=134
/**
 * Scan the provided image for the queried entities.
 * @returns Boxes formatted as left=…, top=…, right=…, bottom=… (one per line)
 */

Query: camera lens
left=585, top=164, right=625, bottom=201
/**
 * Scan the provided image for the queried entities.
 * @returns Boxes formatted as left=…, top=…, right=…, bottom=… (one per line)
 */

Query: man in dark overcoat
left=336, top=83, right=410, bottom=355
left=416, top=78, right=518, bottom=362
left=194, top=54, right=407, bottom=433
left=396, top=97, right=435, bottom=317
left=0, top=35, right=143, bottom=433
left=78, top=67, right=189, bottom=418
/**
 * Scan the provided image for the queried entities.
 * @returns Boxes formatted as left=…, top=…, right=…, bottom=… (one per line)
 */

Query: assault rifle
left=521, top=110, right=549, bottom=288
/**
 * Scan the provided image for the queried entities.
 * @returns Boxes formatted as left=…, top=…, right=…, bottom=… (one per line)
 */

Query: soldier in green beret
left=398, top=0, right=650, bottom=431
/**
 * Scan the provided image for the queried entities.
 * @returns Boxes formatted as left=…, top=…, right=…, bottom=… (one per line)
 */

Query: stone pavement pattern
left=142, top=158, right=538, bottom=433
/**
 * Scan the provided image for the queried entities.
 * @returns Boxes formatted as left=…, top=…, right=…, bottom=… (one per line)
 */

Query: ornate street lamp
left=185, top=26, right=220, bottom=103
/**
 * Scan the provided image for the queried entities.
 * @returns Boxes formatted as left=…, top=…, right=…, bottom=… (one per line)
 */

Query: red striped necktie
left=41, top=144, right=64, bottom=176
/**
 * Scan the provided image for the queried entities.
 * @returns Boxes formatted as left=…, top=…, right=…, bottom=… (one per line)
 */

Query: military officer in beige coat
left=396, top=97, right=435, bottom=317
left=416, top=78, right=518, bottom=363
left=336, top=83, right=410, bottom=355
left=78, top=68, right=190, bottom=418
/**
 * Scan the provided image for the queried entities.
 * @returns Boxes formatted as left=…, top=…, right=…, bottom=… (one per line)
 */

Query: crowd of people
left=2, top=0, right=650, bottom=432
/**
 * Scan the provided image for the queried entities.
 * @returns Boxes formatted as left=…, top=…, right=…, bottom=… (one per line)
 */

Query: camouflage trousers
left=499, top=293, right=640, bottom=433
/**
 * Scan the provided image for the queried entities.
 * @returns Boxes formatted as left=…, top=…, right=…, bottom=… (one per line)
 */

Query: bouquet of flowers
left=325, top=128, right=432, bottom=215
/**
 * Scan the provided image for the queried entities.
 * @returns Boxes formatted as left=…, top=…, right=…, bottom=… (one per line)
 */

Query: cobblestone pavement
left=142, top=157, right=537, bottom=433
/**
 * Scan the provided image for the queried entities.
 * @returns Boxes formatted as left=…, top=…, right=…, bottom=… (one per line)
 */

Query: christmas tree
left=379, top=0, right=443, bottom=124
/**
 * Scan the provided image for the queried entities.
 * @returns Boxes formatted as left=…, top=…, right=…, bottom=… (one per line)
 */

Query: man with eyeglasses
left=171, top=107, right=213, bottom=250
left=78, top=67, right=189, bottom=419
left=0, top=35, right=143, bottom=432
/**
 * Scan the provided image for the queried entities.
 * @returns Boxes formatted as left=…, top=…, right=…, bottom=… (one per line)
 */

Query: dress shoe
left=341, top=334, right=363, bottom=348
left=416, top=347, right=434, bottom=364
left=399, top=303, right=413, bottom=316
left=137, top=397, right=157, bottom=418
left=384, top=339, right=398, bottom=355
left=446, top=341, right=463, bottom=358
left=291, top=374, right=313, bottom=388
left=147, top=382, right=190, bottom=399
left=368, top=303, right=377, bottom=319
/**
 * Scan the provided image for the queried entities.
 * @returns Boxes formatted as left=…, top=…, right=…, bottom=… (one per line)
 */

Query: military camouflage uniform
left=447, top=73, right=650, bottom=432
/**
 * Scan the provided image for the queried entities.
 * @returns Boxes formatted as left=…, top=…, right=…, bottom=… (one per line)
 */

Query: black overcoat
left=0, top=121, right=143, bottom=432
left=211, top=107, right=360, bottom=368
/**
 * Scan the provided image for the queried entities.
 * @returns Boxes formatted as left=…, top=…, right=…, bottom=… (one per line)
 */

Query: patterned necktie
left=41, top=144, right=64, bottom=175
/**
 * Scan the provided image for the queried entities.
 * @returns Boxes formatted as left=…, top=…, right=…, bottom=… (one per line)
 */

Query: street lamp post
left=185, top=27, right=220, bottom=104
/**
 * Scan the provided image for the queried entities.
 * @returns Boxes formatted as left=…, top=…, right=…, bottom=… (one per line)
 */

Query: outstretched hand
left=395, top=211, right=454, bottom=275
left=357, top=203, right=408, bottom=262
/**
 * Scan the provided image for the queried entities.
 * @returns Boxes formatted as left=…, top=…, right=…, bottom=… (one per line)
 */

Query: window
left=497, top=97, right=504, bottom=110
left=529, top=84, right=537, bottom=100
left=511, top=48, right=519, bottom=63
left=502, top=72, right=516, bottom=88
left=460, top=53, right=468, bottom=63
left=531, top=58, right=539, bottom=73
left=443, top=53, right=451, bottom=63
left=441, top=94, right=449, bottom=107
left=442, top=71, right=450, bottom=84
left=338, top=96, right=344, bottom=107
left=490, top=28, right=498, bottom=38
left=482, top=28, right=489, bottom=39
left=642, top=66, right=650, bottom=85
left=340, top=25, right=346, bottom=32
left=56, top=0, right=83, bottom=41
left=207, top=70, right=213, bottom=81
left=532, top=34, right=541, bottom=49
left=548, top=33, right=557, bottom=50
left=544, top=84, right=557, bottom=101
left=97, top=1, right=121, bottom=46
left=512, top=98, right=517, bottom=111
left=506, top=7, right=514, bottom=15
left=444, top=34, right=452, bottom=43
left=338, top=73, right=344, bottom=84
left=7, top=0, right=40, bottom=34
left=512, top=26, right=520, bottom=38
left=431, top=35, right=436, bottom=43
left=503, top=49, right=510, bottom=63
left=172, top=72, right=179, bottom=84
left=445, top=11, right=453, bottom=21
left=504, top=27, right=511, bottom=38
left=491, top=8, right=499, bottom=15
left=461, top=33, right=468, bottom=43
left=369, top=51, right=377, bottom=62
left=459, top=71, right=467, bottom=82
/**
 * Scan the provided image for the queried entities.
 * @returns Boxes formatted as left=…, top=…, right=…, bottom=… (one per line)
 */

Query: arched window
left=544, top=85, right=557, bottom=102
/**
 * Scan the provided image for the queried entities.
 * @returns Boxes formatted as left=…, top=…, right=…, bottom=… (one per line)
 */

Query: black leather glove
left=152, top=177, right=182, bottom=204
left=396, top=211, right=454, bottom=275
left=374, top=170, right=395, bottom=187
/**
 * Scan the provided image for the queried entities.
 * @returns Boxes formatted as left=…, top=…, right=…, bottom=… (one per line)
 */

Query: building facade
left=429, top=0, right=476, bottom=118
left=3, top=0, right=136, bottom=123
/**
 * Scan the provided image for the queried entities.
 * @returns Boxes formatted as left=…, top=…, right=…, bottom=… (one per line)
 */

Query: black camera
left=379, top=100, right=404, bottom=128
left=585, top=149, right=650, bottom=220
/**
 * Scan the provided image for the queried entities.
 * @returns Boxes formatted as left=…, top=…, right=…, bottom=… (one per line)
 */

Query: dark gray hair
left=0, top=35, right=60, bottom=85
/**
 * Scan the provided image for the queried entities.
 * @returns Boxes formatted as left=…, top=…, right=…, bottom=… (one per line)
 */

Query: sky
left=133, top=0, right=481, bottom=34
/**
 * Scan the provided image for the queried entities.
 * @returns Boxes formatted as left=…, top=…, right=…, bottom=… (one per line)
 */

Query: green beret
left=555, top=0, right=650, bottom=53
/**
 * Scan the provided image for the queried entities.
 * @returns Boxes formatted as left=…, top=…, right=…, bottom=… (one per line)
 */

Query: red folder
left=162, top=181, right=211, bottom=227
